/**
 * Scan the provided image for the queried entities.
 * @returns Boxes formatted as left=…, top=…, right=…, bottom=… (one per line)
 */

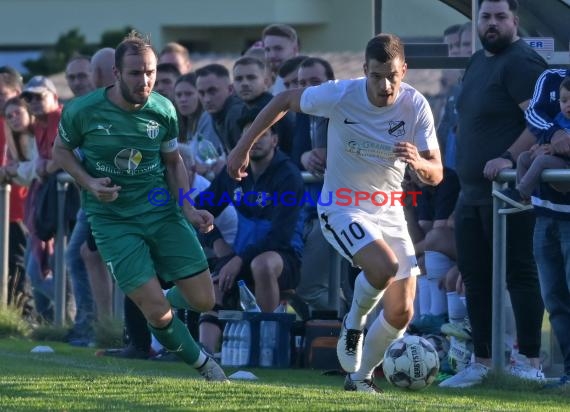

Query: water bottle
left=196, top=135, right=219, bottom=166
left=221, top=322, right=232, bottom=366
left=222, top=322, right=237, bottom=366
left=259, top=320, right=276, bottom=367
left=238, top=280, right=261, bottom=312
left=238, top=321, right=251, bottom=366
left=232, top=322, right=243, bottom=366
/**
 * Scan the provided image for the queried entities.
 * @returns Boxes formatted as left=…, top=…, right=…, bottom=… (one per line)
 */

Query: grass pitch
left=0, top=338, right=567, bottom=411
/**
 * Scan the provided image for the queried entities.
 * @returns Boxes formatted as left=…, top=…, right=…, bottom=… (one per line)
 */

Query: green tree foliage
left=22, top=26, right=135, bottom=78
left=100, top=26, right=136, bottom=49
left=23, top=28, right=87, bottom=77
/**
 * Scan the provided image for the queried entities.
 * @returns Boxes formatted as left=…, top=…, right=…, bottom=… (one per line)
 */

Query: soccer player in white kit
left=227, top=33, right=443, bottom=393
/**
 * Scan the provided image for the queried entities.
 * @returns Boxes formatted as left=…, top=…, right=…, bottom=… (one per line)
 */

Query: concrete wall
left=0, top=0, right=375, bottom=52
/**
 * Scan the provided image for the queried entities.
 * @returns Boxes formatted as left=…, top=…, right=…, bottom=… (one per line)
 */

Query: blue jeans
left=66, top=209, right=95, bottom=338
left=533, top=216, right=570, bottom=375
left=25, top=236, right=54, bottom=321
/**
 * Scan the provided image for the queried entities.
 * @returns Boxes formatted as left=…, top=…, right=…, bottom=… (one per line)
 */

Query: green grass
left=0, top=338, right=567, bottom=411
left=0, top=306, right=32, bottom=338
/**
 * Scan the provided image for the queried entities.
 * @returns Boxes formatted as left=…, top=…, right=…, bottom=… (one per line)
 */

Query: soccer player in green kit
left=52, top=32, right=228, bottom=381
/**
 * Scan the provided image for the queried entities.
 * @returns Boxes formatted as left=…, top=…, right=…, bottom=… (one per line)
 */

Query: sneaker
left=441, top=320, right=472, bottom=340
left=197, top=357, right=230, bottom=382
left=150, top=348, right=180, bottom=362
left=95, top=344, right=151, bottom=360
left=337, top=315, right=364, bottom=373
left=447, top=337, right=473, bottom=373
left=508, top=362, right=546, bottom=383
left=543, top=375, right=569, bottom=389
left=408, top=314, right=448, bottom=335
left=68, top=337, right=96, bottom=348
left=492, top=188, right=532, bottom=211
left=439, top=362, right=489, bottom=388
left=344, top=374, right=382, bottom=394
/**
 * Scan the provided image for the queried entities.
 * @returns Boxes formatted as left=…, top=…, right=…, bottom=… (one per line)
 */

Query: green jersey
left=59, top=88, right=179, bottom=218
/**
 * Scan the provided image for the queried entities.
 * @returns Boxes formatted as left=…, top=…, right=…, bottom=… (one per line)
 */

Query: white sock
left=193, top=351, right=208, bottom=368
left=352, top=310, right=405, bottom=381
left=424, top=251, right=454, bottom=281
left=425, top=251, right=453, bottom=316
left=447, top=291, right=466, bottom=323
left=428, top=278, right=448, bottom=316
left=417, top=275, right=431, bottom=316
left=346, top=272, right=384, bottom=330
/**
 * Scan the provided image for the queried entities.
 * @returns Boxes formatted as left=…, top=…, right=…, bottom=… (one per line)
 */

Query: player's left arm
left=161, top=147, right=214, bottom=233
left=394, top=143, right=443, bottom=186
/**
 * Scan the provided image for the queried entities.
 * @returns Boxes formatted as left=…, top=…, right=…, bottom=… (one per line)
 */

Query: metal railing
left=0, top=184, right=10, bottom=309
left=4, top=168, right=568, bottom=364
left=0, top=171, right=342, bottom=324
left=491, top=168, right=570, bottom=372
left=0, top=173, right=123, bottom=325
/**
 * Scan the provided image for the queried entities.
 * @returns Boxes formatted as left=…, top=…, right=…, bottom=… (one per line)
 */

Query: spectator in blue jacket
left=176, top=108, right=304, bottom=354
left=524, top=68, right=570, bottom=388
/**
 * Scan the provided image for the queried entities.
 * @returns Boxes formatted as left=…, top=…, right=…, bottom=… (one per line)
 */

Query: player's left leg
left=346, top=276, right=415, bottom=392
left=345, top=223, right=417, bottom=393
left=142, top=209, right=228, bottom=381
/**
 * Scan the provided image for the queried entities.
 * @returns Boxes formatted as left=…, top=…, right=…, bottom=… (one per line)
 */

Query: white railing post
left=54, top=174, right=70, bottom=326
left=491, top=172, right=512, bottom=372
left=0, top=183, right=11, bottom=309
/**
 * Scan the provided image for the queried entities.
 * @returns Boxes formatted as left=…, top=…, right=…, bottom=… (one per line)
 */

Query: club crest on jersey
left=388, top=120, right=405, bottom=137
left=146, top=120, right=160, bottom=139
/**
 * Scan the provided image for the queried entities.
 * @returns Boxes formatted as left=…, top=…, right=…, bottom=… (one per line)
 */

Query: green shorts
left=89, top=207, right=208, bottom=294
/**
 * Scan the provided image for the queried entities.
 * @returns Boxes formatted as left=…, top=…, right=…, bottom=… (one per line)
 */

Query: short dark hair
left=299, top=57, right=335, bottom=81
left=237, top=107, right=276, bottom=134
left=175, top=72, right=197, bottom=89
left=195, top=63, right=230, bottom=80
left=262, top=24, right=299, bottom=47
left=560, top=77, right=570, bottom=93
left=278, top=55, right=308, bottom=78
left=233, top=56, right=266, bottom=72
left=157, top=62, right=181, bottom=77
left=443, top=24, right=463, bottom=37
left=115, top=31, right=156, bottom=71
left=365, top=33, right=405, bottom=64
left=478, top=0, right=519, bottom=13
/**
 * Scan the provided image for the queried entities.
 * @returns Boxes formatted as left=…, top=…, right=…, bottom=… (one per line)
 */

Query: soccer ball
left=423, top=333, right=450, bottom=364
left=382, top=335, right=440, bottom=390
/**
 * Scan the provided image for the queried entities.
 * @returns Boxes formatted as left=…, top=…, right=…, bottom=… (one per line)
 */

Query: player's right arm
left=53, top=136, right=121, bottom=202
left=226, top=88, right=305, bottom=180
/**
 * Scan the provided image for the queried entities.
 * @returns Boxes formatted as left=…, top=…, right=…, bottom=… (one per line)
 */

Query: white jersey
left=300, top=78, right=438, bottom=218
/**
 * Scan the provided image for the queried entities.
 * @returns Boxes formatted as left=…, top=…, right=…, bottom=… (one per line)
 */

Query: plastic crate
left=219, top=310, right=295, bottom=368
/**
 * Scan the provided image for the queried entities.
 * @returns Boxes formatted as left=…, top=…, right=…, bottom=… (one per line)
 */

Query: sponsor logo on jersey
left=146, top=120, right=160, bottom=139
left=58, top=123, right=70, bottom=142
left=345, top=139, right=396, bottom=160
left=114, top=148, right=142, bottom=171
left=97, top=124, right=113, bottom=135
left=343, top=118, right=359, bottom=125
left=388, top=120, right=405, bottom=137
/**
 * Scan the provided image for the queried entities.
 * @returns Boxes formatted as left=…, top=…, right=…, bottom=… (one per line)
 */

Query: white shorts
left=319, top=208, right=419, bottom=280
